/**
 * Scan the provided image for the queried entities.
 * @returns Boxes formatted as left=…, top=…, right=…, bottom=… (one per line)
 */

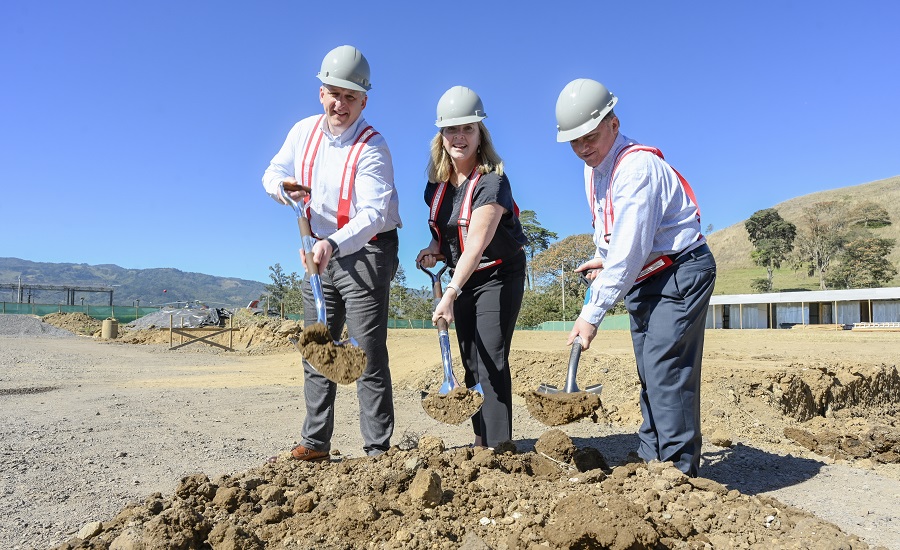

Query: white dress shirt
left=580, top=132, right=704, bottom=326
left=262, top=115, right=402, bottom=256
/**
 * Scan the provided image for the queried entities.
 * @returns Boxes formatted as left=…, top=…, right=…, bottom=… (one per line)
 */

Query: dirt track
left=2, top=315, right=900, bottom=549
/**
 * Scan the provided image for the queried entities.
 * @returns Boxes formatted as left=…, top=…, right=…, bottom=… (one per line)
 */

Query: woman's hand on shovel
left=432, top=294, right=455, bottom=326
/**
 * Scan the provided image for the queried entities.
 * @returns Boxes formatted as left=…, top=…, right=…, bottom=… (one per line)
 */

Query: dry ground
left=2, top=314, right=900, bottom=549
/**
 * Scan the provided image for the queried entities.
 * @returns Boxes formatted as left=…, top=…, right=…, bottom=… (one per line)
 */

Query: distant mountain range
left=0, top=258, right=267, bottom=308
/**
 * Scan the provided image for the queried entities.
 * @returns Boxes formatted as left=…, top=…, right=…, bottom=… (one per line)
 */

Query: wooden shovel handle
left=296, top=217, right=319, bottom=277
left=282, top=181, right=311, bottom=194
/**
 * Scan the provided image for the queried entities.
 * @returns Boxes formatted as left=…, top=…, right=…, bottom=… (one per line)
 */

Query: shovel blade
left=536, top=382, right=602, bottom=395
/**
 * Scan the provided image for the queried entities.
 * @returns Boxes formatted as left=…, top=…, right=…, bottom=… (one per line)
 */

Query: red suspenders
left=587, top=144, right=702, bottom=284
left=301, top=116, right=380, bottom=230
left=428, top=170, right=506, bottom=271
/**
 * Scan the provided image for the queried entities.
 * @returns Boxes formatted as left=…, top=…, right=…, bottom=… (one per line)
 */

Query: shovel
left=417, top=261, right=484, bottom=414
left=279, top=182, right=361, bottom=383
left=538, top=269, right=602, bottom=395
left=537, top=336, right=603, bottom=395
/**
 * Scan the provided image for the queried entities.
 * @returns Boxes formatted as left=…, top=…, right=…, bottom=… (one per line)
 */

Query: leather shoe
left=290, top=444, right=329, bottom=462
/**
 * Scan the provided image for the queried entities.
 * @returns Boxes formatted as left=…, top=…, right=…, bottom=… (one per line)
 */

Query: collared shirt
left=580, top=132, right=704, bottom=326
left=262, top=115, right=402, bottom=256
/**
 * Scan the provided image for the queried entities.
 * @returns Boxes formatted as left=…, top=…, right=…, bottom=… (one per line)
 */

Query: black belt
left=672, top=243, right=710, bottom=263
left=315, top=228, right=398, bottom=243
left=370, top=228, right=398, bottom=242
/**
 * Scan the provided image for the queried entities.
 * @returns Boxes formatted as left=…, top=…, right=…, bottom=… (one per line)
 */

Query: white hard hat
left=555, top=78, right=618, bottom=142
left=436, top=86, right=487, bottom=128
left=317, top=45, right=372, bottom=92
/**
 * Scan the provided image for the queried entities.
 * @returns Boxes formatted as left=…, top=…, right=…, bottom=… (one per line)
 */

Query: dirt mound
left=117, top=311, right=303, bottom=354
left=41, top=312, right=103, bottom=336
left=785, top=414, right=900, bottom=464
left=54, top=432, right=870, bottom=549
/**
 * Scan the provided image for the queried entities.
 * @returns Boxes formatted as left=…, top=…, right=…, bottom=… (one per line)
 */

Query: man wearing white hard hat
left=555, top=78, right=716, bottom=476
left=262, top=45, right=401, bottom=461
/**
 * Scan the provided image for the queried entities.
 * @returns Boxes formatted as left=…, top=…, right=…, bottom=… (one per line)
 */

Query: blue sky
left=2, top=2, right=898, bottom=287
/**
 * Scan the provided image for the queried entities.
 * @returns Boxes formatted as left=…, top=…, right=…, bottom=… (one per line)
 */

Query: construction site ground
left=2, top=312, right=899, bottom=549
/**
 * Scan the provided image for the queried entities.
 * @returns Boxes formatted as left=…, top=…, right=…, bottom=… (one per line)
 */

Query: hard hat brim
left=318, top=75, right=371, bottom=92
left=556, top=116, right=604, bottom=142
left=436, top=114, right=486, bottom=128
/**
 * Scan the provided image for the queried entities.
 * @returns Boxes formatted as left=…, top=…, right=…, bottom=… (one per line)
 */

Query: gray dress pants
left=624, top=244, right=716, bottom=476
left=300, top=236, right=398, bottom=456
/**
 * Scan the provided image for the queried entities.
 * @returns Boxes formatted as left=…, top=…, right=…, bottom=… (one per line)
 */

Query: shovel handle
left=418, top=259, right=450, bottom=332
left=296, top=217, right=319, bottom=276
left=563, top=336, right=583, bottom=393
left=280, top=182, right=327, bottom=324
left=417, top=259, right=448, bottom=302
left=282, top=181, right=312, bottom=194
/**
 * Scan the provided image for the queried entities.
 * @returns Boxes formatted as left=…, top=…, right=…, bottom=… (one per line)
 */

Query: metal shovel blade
left=418, top=262, right=483, bottom=421
left=537, top=336, right=603, bottom=395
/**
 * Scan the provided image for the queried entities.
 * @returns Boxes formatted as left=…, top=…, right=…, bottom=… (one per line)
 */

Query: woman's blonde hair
left=426, top=121, right=504, bottom=183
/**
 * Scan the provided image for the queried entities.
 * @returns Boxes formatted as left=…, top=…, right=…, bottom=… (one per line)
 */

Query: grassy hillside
left=707, top=175, right=900, bottom=295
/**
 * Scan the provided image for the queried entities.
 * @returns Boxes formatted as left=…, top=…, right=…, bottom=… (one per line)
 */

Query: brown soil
left=421, top=386, right=485, bottom=425
left=41, top=311, right=102, bottom=336
left=297, top=322, right=367, bottom=385
left=27, top=314, right=900, bottom=549
left=525, top=390, right=604, bottom=426
left=55, top=434, right=871, bottom=550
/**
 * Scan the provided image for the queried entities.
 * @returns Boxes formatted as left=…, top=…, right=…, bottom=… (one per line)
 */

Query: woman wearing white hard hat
left=416, top=86, right=528, bottom=448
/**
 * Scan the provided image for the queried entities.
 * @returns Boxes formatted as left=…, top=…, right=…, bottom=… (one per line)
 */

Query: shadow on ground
left=519, top=434, right=824, bottom=495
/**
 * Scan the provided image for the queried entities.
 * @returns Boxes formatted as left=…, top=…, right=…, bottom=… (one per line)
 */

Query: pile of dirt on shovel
left=525, top=389, right=604, bottom=426
left=54, top=430, right=871, bottom=549
left=422, top=386, right=485, bottom=424
left=297, top=322, right=366, bottom=384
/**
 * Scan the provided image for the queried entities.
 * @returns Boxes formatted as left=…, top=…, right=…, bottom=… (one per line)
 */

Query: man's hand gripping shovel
left=526, top=273, right=603, bottom=425
left=279, top=182, right=365, bottom=385
left=417, top=260, right=484, bottom=424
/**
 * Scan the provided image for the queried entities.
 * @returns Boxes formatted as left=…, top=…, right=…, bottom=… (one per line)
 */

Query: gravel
left=2, top=315, right=899, bottom=549
left=0, top=314, right=78, bottom=338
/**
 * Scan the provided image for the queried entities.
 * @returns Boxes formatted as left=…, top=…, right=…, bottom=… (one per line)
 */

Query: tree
left=744, top=208, right=796, bottom=292
left=850, top=201, right=891, bottom=228
left=826, top=237, right=898, bottom=289
left=531, top=234, right=596, bottom=321
left=793, top=201, right=852, bottom=290
left=517, top=288, right=561, bottom=327
left=264, top=263, right=303, bottom=315
left=389, top=265, right=434, bottom=321
left=519, top=210, right=558, bottom=291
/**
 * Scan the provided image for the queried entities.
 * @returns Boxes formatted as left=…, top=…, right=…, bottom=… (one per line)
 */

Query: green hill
left=0, top=258, right=266, bottom=308
left=706, top=175, right=900, bottom=295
